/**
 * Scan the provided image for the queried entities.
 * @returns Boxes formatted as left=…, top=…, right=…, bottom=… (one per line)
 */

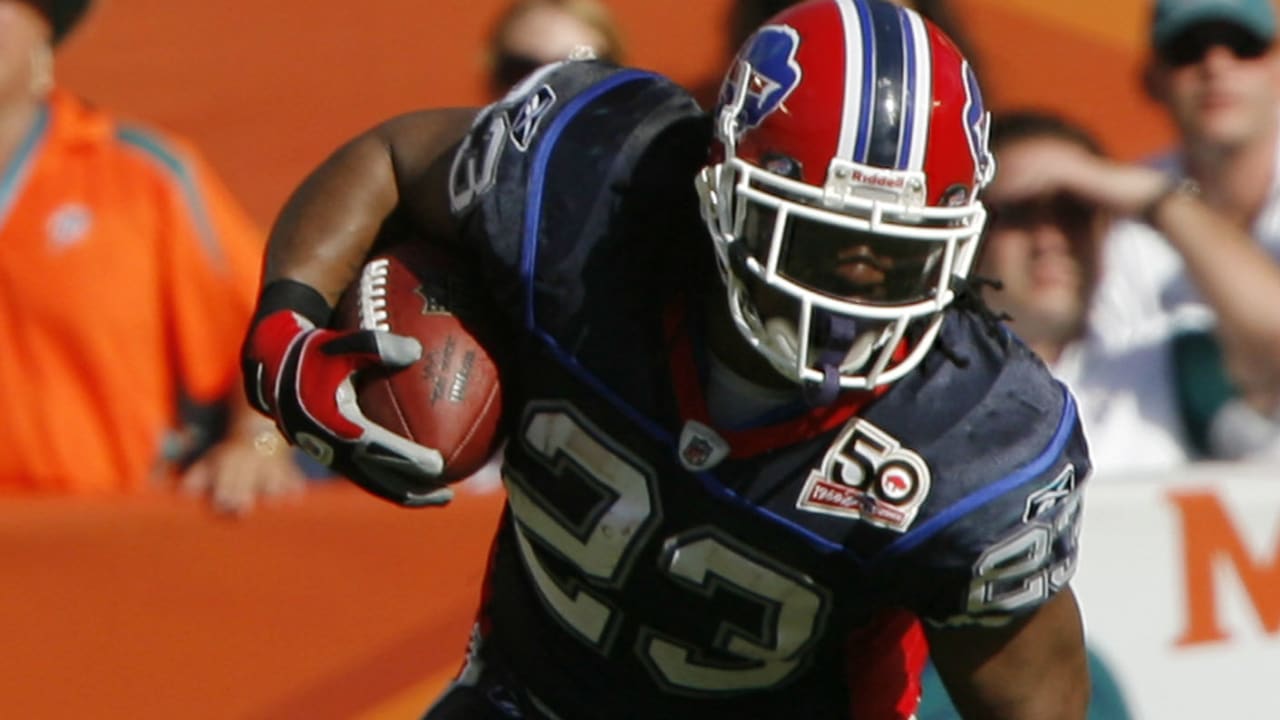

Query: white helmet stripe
left=850, top=0, right=879, bottom=163
left=835, top=0, right=866, bottom=163
left=901, top=10, right=933, bottom=172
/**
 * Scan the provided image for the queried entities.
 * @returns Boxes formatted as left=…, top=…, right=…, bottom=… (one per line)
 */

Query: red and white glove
left=242, top=280, right=451, bottom=507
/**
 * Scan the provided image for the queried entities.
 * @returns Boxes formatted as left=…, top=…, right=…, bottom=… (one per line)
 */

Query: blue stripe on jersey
left=521, top=68, right=652, bottom=331
left=875, top=383, right=1079, bottom=561
left=537, top=327, right=850, bottom=556
left=851, top=0, right=876, bottom=163
left=896, top=8, right=918, bottom=170
left=533, top=320, right=848, bottom=555
left=865, top=0, right=907, bottom=169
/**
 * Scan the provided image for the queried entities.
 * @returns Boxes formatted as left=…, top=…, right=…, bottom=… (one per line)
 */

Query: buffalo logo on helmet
left=961, top=61, right=995, bottom=187
left=720, top=25, right=803, bottom=133
left=796, top=418, right=931, bottom=532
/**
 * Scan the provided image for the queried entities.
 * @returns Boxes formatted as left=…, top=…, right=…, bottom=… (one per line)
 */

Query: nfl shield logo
left=678, top=420, right=729, bottom=472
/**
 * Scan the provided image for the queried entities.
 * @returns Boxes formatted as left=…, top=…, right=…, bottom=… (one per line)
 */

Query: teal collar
left=0, top=102, right=51, bottom=231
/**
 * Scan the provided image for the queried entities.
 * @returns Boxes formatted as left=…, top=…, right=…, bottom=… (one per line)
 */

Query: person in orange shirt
left=0, top=0, right=304, bottom=512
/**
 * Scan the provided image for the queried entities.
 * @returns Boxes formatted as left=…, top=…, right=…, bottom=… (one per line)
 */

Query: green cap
left=1152, top=0, right=1277, bottom=50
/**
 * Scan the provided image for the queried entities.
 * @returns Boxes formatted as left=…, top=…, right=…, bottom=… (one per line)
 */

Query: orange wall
left=1, top=484, right=505, bottom=719
left=56, top=0, right=1175, bottom=228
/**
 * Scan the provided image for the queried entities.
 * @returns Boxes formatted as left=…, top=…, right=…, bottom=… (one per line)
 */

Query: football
left=334, top=241, right=503, bottom=484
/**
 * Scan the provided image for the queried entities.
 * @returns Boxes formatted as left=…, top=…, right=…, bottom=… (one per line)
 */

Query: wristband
left=1140, top=177, right=1199, bottom=225
left=253, top=279, right=334, bottom=328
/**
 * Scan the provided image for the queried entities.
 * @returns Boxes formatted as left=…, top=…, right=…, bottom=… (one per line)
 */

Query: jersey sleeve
left=896, top=389, right=1090, bottom=627
left=442, top=60, right=707, bottom=336
left=856, top=316, right=1094, bottom=628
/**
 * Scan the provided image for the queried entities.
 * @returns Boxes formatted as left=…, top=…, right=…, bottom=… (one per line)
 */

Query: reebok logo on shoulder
left=507, top=85, right=557, bottom=152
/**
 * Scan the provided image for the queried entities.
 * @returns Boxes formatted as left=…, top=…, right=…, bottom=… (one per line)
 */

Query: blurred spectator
left=0, top=0, right=304, bottom=512
left=977, top=111, right=1192, bottom=472
left=1013, top=0, right=1280, bottom=460
left=485, top=0, right=623, bottom=98
left=693, top=0, right=980, bottom=108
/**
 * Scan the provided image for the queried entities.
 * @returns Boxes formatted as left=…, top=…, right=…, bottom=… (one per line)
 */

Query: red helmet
left=696, top=0, right=994, bottom=392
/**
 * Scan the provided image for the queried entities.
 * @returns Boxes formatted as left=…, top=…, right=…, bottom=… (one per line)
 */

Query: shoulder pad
left=448, top=61, right=702, bottom=222
left=446, top=61, right=708, bottom=338
left=862, top=311, right=1092, bottom=624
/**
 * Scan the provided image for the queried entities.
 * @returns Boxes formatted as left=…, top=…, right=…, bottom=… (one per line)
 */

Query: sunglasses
left=986, top=193, right=1098, bottom=230
left=492, top=47, right=617, bottom=91
left=1158, top=22, right=1272, bottom=67
left=492, top=51, right=548, bottom=90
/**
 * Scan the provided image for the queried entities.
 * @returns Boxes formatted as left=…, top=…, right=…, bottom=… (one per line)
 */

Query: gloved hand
left=242, top=281, right=452, bottom=507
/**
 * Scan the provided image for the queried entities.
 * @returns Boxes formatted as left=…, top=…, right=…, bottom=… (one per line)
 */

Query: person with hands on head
left=975, top=110, right=1193, bottom=473
left=0, top=0, right=304, bottom=514
left=243, top=1, right=1091, bottom=717
left=1030, top=0, right=1280, bottom=458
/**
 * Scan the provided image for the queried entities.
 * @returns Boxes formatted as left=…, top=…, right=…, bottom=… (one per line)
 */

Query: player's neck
left=703, top=349, right=803, bottom=428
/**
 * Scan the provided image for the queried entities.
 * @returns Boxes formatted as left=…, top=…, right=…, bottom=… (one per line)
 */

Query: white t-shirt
left=1052, top=327, right=1192, bottom=475
left=1090, top=146, right=1280, bottom=339
left=1086, top=142, right=1280, bottom=462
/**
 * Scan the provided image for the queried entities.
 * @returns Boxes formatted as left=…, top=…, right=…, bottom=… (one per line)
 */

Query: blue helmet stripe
left=896, top=6, right=918, bottom=170
left=865, top=0, right=907, bottom=169
left=851, top=0, right=876, bottom=163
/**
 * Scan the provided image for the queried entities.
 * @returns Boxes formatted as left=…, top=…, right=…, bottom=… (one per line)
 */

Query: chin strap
left=802, top=312, right=861, bottom=407
left=801, top=367, right=840, bottom=407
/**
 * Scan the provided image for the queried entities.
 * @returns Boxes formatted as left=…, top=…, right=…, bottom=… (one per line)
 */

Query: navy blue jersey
left=436, top=61, right=1090, bottom=720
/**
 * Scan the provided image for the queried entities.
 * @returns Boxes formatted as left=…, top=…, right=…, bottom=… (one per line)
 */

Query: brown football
left=334, top=241, right=503, bottom=484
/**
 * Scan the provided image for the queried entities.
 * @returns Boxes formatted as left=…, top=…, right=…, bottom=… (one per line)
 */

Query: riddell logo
left=850, top=169, right=906, bottom=189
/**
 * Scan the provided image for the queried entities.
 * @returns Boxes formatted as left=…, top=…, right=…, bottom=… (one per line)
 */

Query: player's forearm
left=262, top=108, right=478, bottom=307
left=263, top=133, right=404, bottom=306
left=1148, top=190, right=1280, bottom=403
left=926, top=589, right=1089, bottom=719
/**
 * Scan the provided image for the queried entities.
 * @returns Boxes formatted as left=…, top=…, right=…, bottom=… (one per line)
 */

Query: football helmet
left=696, top=0, right=994, bottom=394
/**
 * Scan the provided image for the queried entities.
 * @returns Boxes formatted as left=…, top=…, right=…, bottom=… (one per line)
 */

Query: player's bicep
left=925, top=587, right=1088, bottom=720
left=373, top=108, right=480, bottom=238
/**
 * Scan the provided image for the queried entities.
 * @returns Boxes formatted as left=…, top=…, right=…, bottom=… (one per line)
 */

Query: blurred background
left=56, top=0, right=1170, bottom=227
left=4, top=1, right=1275, bottom=718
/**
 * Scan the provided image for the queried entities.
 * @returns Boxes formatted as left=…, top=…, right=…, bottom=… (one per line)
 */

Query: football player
left=242, top=0, right=1091, bottom=717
